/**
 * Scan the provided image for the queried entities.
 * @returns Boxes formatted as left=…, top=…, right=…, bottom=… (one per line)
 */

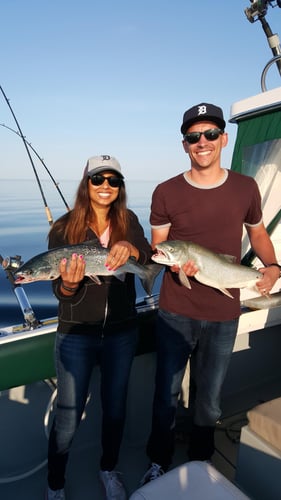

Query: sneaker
left=99, top=470, right=127, bottom=500
left=139, top=462, right=165, bottom=486
left=45, top=487, right=65, bottom=500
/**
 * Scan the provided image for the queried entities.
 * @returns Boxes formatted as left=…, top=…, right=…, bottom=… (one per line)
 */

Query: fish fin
left=115, top=273, right=126, bottom=282
left=219, top=288, right=234, bottom=299
left=219, top=254, right=237, bottom=264
left=89, top=274, right=102, bottom=285
left=85, top=238, right=104, bottom=248
left=179, top=268, right=192, bottom=289
left=140, top=263, right=164, bottom=296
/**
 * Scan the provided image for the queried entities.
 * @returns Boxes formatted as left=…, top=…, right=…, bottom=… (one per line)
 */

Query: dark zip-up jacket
left=49, top=210, right=152, bottom=335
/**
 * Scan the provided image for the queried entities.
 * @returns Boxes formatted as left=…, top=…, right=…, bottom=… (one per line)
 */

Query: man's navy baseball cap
left=180, top=103, right=226, bottom=135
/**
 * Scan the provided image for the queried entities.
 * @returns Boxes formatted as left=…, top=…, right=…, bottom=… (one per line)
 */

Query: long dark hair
left=49, top=176, right=129, bottom=245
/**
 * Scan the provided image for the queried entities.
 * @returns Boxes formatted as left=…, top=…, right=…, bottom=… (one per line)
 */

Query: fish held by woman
left=12, top=240, right=162, bottom=296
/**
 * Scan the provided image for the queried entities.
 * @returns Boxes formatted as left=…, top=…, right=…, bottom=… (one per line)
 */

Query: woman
left=46, top=155, right=153, bottom=500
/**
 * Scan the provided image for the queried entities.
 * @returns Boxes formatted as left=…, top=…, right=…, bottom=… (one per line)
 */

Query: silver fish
left=241, top=291, right=281, bottom=310
left=13, top=240, right=162, bottom=296
left=151, top=240, right=263, bottom=299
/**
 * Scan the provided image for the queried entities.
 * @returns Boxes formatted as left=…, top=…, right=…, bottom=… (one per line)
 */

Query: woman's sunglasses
left=183, top=128, right=223, bottom=144
left=90, top=174, right=123, bottom=188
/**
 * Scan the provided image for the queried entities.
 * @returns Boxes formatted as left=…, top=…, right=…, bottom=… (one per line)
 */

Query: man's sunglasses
left=183, top=128, right=223, bottom=144
left=90, top=174, right=123, bottom=188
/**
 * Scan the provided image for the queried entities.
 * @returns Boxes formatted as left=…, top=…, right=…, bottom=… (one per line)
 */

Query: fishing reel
left=245, top=1, right=281, bottom=23
left=0, top=254, right=39, bottom=329
left=1, top=255, right=23, bottom=272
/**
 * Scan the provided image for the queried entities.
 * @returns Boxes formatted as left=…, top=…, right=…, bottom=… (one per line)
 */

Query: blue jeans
left=147, top=309, right=238, bottom=468
left=47, top=328, right=138, bottom=490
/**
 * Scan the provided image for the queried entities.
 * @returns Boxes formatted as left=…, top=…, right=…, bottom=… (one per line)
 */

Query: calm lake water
left=0, top=178, right=161, bottom=327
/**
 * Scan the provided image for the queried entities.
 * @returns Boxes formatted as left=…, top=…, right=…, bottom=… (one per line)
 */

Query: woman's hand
left=59, top=253, right=86, bottom=293
left=106, top=241, right=138, bottom=270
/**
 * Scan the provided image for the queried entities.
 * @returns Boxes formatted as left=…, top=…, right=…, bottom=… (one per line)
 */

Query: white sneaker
left=46, top=487, right=65, bottom=500
left=139, top=462, right=165, bottom=486
left=99, top=470, right=127, bottom=500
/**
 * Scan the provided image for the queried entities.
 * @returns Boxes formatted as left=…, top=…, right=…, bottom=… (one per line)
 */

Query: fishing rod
left=0, top=85, right=69, bottom=328
left=0, top=84, right=54, bottom=225
left=0, top=123, right=70, bottom=212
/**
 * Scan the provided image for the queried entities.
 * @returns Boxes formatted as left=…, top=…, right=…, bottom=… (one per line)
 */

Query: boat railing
left=261, top=54, right=281, bottom=90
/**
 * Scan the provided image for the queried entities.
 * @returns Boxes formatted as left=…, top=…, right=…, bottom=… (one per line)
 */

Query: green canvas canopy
left=229, top=89, right=281, bottom=264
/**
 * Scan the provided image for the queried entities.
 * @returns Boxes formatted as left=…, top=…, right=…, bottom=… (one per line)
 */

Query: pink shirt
left=99, top=226, right=110, bottom=248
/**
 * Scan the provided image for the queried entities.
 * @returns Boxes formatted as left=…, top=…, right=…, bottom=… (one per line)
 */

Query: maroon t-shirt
left=150, top=169, right=262, bottom=321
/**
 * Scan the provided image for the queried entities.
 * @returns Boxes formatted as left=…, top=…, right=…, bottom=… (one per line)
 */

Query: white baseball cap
left=84, top=155, right=124, bottom=178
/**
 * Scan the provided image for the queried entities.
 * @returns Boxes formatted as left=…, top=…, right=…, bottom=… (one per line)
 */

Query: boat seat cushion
left=129, top=461, right=249, bottom=499
left=247, top=397, right=281, bottom=452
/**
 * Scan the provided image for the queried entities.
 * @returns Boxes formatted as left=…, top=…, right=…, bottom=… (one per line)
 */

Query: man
left=141, top=102, right=280, bottom=483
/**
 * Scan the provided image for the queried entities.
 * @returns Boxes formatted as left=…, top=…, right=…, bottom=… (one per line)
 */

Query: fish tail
left=139, top=263, right=164, bottom=295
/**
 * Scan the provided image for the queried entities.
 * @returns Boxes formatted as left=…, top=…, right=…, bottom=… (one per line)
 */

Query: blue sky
left=1, top=0, right=281, bottom=183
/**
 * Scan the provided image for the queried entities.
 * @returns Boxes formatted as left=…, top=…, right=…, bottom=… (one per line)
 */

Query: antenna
left=244, top=1, right=281, bottom=79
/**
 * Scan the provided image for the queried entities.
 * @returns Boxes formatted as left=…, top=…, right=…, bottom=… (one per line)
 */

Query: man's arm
left=151, top=227, right=170, bottom=250
left=247, top=222, right=280, bottom=293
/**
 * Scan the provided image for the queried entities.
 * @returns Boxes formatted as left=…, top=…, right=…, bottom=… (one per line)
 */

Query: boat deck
left=1, top=346, right=281, bottom=500
left=1, top=288, right=281, bottom=499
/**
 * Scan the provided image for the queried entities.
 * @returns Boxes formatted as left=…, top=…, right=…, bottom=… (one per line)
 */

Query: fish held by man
left=151, top=240, right=263, bottom=298
left=12, top=240, right=162, bottom=296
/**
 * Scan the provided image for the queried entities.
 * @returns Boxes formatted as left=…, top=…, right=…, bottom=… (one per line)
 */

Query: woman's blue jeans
left=47, top=328, right=138, bottom=490
left=147, top=309, right=238, bottom=468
